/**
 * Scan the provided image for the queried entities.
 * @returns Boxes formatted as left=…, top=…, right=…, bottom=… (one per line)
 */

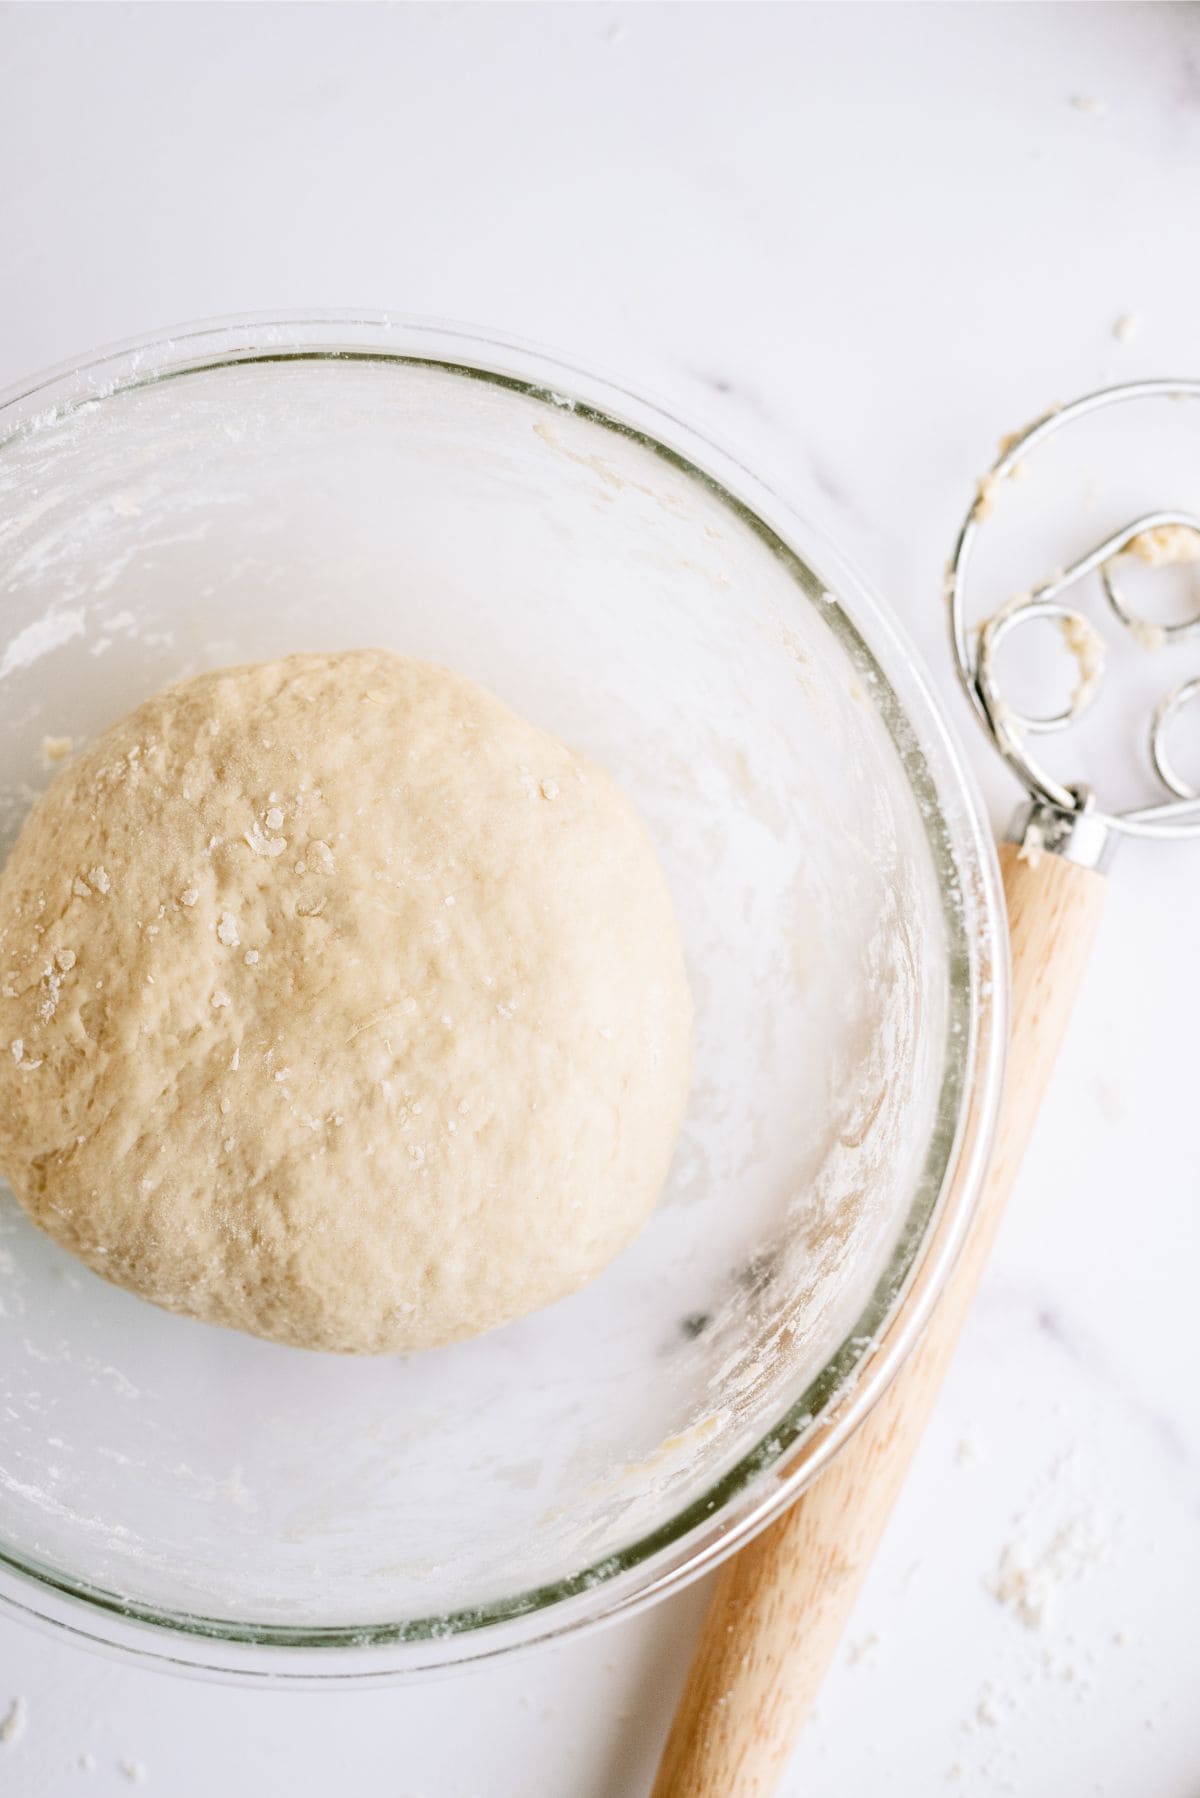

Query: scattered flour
left=975, top=1688, right=1002, bottom=1727
left=0, top=611, right=86, bottom=683
left=989, top=1511, right=1113, bottom=1630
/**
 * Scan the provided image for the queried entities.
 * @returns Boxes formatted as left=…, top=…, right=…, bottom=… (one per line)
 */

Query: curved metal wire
left=947, top=379, right=1200, bottom=841
left=1151, top=677, right=1200, bottom=802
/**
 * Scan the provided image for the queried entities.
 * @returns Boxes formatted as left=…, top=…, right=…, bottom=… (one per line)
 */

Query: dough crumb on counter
left=0, top=1696, right=26, bottom=1745
left=40, top=734, right=74, bottom=765
left=847, top=1631, right=881, bottom=1666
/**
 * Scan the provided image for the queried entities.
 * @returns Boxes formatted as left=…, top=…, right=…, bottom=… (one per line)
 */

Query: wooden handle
left=652, top=844, right=1107, bottom=1798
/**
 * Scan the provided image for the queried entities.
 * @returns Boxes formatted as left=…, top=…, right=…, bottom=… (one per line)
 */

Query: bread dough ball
left=0, top=651, right=692, bottom=1353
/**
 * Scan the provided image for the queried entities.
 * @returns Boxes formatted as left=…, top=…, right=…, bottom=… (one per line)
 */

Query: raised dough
left=0, top=650, right=692, bottom=1353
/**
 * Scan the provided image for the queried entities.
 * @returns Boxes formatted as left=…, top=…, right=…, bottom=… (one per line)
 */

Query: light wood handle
left=651, top=843, right=1107, bottom=1798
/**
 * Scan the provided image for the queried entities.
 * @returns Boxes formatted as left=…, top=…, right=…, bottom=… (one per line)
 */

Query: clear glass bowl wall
left=0, top=319, right=1005, bottom=1678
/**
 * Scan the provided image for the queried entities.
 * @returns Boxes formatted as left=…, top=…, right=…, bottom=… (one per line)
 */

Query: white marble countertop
left=1, top=5, right=1198, bottom=1794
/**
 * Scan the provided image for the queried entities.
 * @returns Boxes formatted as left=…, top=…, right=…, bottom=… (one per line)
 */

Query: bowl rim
left=0, top=311, right=1009, bottom=1682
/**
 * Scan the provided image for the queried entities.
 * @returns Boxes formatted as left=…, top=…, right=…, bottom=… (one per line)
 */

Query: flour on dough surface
left=0, top=650, right=693, bottom=1354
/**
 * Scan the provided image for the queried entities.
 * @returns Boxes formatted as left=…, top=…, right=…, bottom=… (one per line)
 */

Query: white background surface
left=2, top=4, right=1199, bottom=1794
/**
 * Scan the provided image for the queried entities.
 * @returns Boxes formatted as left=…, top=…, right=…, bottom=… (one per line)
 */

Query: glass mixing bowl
left=0, top=316, right=1005, bottom=1680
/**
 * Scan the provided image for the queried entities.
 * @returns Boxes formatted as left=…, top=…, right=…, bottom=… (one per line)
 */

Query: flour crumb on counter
left=975, top=1687, right=1003, bottom=1727
left=1070, top=93, right=1105, bottom=115
left=955, top=1435, right=983, bottom=1466
left=1112, top=311, right=1141, bottom=344
left=118, top=1758, right=148, bottom=1784
left=78, top=1750, right=96, bottom=1771
left=0, top=1696, right=26, bottom=1745
left=989, top=1511, right=1113, bottom=1629
left=847, top=1630, right=881, bottom=1665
